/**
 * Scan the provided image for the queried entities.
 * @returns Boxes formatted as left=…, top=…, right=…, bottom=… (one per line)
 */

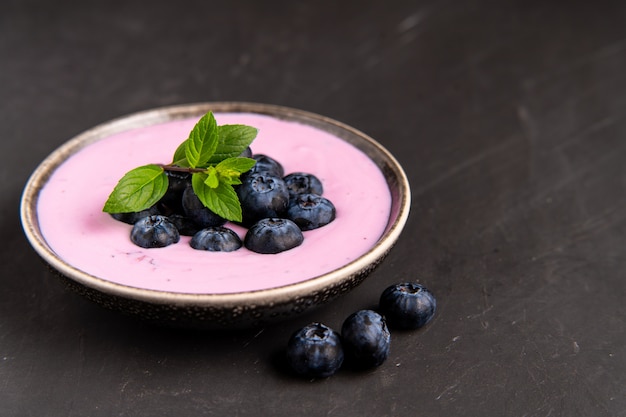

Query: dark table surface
left=2, top=1, right=625, bottom=416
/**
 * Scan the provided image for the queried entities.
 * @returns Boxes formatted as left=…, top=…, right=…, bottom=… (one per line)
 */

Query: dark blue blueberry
left=167, top=214, right=201, bottom=236
left=244, top=218, right=303, bottom=254
left=341, top=310, right=391, bottom=369
left=182, top=186, right=227, bottom=228
left=236, top=173, right=290, bottom=227
left=158, top=170, right=191, bottom=215
left=286, top=322, right=344, bottom=378
left=190, top=227, right=242, bottom=252
left=130, top=215, right=180, bottom=248
left=284, top=172, right=324, bottom=198
left=247, top=154, right=284, bottom=177
left=287, top=193, right=336, bottom=231
left=379, top=282, right=437, bottom=330
left=111, top=204, right=160, bottom=225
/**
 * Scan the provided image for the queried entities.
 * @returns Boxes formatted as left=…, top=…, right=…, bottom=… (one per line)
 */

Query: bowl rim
left=20, top=102, right=411, bottom=308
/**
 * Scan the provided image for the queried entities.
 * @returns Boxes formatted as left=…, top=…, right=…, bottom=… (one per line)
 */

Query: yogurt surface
left=37, top=113, right=391, bottom=294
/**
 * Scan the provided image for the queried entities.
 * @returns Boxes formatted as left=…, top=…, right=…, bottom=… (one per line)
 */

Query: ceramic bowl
left=20, top=102, right=411, bottom=328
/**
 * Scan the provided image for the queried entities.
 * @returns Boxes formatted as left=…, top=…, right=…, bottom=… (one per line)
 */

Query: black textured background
left=2, top=1, right=625, bottom=416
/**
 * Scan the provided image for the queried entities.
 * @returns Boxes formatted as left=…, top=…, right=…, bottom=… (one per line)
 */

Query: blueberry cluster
left=286, top=282, right=436, bottom=378
left=111, top=151, right=336, bottom=254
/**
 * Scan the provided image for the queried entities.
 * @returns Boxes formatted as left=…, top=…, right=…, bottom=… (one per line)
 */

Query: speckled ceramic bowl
left=20, top=102, right=410, bottom=329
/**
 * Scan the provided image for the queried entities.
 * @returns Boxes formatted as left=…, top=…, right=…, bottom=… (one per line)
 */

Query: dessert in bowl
left=20, top=102, right=410, bottom=328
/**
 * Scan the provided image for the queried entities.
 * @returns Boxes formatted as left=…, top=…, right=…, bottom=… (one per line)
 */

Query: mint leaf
left=205, top=167, right=219, bottom=188
left=199, top=157, right=257, bottom=188
left=216, top=157, right=256, bottom=175
left=223, top=176, right=243, bottom=186
left=185, top=112, right=219, bottom=168
left=171, top=139, right=190, bottom=167
left=192, top=172, right=242, bottom=222
left=206, top=125, right=258, bottom=164
left=103, top=164, right=168, bottom=213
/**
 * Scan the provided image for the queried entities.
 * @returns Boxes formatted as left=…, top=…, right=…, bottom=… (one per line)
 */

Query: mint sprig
left=103, top=112, right=258, bottom=222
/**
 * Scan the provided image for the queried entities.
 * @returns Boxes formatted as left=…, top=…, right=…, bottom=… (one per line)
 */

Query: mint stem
left=157, top=163, right=207, bottom=174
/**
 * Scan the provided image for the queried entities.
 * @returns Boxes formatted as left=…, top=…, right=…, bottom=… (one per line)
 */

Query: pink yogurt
left=37, top=113, right=391, bottom=294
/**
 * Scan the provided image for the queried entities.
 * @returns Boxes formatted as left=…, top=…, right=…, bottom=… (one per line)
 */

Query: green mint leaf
left=103, top=164, right=168, bottom=213
left=206, top=124, right=258, bottom=164
left=224, top=176, right=243, bottom=186
left=185, top=112, right=219, bottom=168
left=215, top=157, right=256, bottom=186
left=171, top=139, right=190, bottom=167
left=217, top=157, right=256, bottom=174
left=205, top=167, right=219, bottom=188
left=192, top=172, right=242, bottom=222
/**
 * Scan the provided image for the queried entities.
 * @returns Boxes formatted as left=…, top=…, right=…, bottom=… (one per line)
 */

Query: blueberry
left=247, top=154, right=284, bottom=177
left=379, top=282, right=436, bottom=330
left=167, top=214, right=201, bottom=236
left=130, top=215, right=180, bottom=248
left=190, top=227, right=242, bottom=252
left=111, top=204, right=160, bottom=225
left=341, top=310, right=391, bottom=369
left=182, top=186, right=227, bottom=228
left=287, top=193, right=336, bottom=231
left=284, top=172, right=324, bottom=197
left=158, top=170, right=191, bottom=215
left=286, top=322, right=344, bottom=378
left=244, top=218, right=303, bottom=254
left=236, top=173, right=290, bottom=227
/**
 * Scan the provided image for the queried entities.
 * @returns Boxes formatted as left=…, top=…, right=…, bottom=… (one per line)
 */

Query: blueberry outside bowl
left=20, top=102, right=411, bottom=329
